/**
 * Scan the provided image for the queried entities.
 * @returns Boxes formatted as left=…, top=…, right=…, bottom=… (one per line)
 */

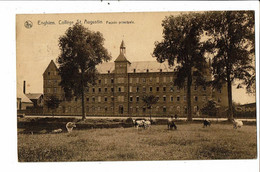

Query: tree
left=142, top=95, right=159, bottom=120
left=153, top=13, right=208, bottom=121
left=45, top=95, right=61, bottom=117
left=203, top=11, right=255, bottom=121
left=200, top=99, right=219, bottom=117
left=57, top=23, right=111, bottom=120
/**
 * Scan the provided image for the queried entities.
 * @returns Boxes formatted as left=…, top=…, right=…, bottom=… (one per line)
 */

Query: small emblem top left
left=24, top=20, right=33, bottom=29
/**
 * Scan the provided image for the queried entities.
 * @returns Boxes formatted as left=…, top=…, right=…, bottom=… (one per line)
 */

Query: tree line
left=45, top=11, right=255, bottom=121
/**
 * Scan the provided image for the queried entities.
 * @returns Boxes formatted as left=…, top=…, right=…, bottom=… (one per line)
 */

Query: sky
left=16, top=11, right=256, bottom=104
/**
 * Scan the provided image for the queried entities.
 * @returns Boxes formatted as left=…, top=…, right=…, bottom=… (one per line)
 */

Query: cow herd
left=51, top=118, right=243, bottom=133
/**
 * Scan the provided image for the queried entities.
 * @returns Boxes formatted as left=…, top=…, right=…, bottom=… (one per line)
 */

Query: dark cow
left=203, top=119, right=211, bottom=128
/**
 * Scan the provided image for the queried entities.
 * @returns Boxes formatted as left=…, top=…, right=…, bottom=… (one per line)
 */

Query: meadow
left=18, top=123, right=257, bottom=162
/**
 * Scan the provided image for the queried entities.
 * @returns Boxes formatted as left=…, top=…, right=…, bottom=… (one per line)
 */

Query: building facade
left=43, top=41, right=228, bottom=117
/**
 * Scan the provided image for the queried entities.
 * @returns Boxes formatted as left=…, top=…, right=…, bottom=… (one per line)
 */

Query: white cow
left=133, top=119, right=151, bottom=129
left=66, top=122, right=76, bottom=133
left=232, top=119, right=243, bottom=129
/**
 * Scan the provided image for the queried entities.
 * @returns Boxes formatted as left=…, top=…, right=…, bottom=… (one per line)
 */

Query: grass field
left=18, top=123, right=257, bottom=162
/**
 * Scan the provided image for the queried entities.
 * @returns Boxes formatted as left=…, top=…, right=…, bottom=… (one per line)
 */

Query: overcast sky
left=16, top=12, right=256, bottom=104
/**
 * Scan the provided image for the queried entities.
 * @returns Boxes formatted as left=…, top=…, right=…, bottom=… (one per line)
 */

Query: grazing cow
left=66, top=122, right=76, bottom=133
left=203, top=119, right=211, bottom=128
left=143, top=120, right=151, bottom=129
left=52, top=128, right=62, bottom=133
left=232, top=119, right=243, bottom=129
left=133, top=119, right=151, bottom=129
left=167, top=116, right=177, bottom=130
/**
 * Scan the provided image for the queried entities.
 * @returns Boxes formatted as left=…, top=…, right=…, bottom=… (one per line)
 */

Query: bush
left=125, top=117, right=133, bottom=123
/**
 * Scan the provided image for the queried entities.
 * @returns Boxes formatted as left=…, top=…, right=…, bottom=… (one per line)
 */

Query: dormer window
left=108, top=70, right=110, bottom=73
left=147, top=69, right=149, bottom=73
left=160, top=69, right=162, bottom=72
left=134, top=69, right=136, bottom=73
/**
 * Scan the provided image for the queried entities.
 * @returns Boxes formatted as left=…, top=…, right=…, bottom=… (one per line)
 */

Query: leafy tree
left=142, top=95, right=159, bottom=120
left=153, top=13, right=208, bottom=121
left=45, top=95, right=61, bottom=117
left=57, top=23, right=111, bottom=120
left=203, top=11, right=255, bottom=121
left=200, top=99, right=219, bottom=117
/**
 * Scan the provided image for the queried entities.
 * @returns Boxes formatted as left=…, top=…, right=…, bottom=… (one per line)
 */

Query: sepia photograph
left=16, top=10, right=257, bottom=162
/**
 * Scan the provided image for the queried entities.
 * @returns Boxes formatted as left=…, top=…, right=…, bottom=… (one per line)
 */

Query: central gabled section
left=114, top=40, right=131, bottom=74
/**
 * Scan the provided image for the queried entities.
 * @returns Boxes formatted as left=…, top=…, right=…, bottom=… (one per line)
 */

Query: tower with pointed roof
left=114, top=40, right=131, bottom=74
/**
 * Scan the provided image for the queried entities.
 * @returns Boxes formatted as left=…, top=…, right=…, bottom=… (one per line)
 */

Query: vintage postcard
left=16, top=10, right=257, bottom=164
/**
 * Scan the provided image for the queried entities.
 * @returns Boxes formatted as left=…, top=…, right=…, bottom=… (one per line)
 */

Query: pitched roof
left=25, top=93, right=43, bottom=100
left=43, top=60, right=58, bottom=75
left=96, top=60, right=174, bottom=74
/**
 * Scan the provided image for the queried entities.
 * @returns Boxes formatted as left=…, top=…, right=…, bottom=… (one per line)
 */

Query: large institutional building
left=43, top=41, right=228, bottom=117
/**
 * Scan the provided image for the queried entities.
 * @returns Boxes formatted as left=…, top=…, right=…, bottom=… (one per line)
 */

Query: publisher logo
left=24, top=20, right=33, bottom=29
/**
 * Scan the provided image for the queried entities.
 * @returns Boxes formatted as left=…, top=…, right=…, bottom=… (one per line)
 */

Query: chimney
left=23, top=80, right=26, bottom=94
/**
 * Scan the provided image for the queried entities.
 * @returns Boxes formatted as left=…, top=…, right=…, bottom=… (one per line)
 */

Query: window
left=98, top=79, right=101, bottom=84
left=98, top=88, right=101, bottom=93
left=156, top=96, right=160, bottom=102
left=104, top=97, right=108, bottom=102
left=177, top=96, right=180, bottom=101
left=118, top=87, right=121, bottom=92
left=98, top=96, right=101, bottom=102
left=163, top=77, right=166, bottom=83
left=163, top=86, right=166, bottom=92
left=118, top=96, right=124, bottom=102
left=146, top=69, right=149, bottom=73
left=150, top=87, right=153, bottom=92
left=194, top=96, right=198, bottom=102
left=170, top=96, right=174, bottom=102
left=143, top=86, right=146, bottom=92
left=143, top=107, right=146, bottom=113
left=86, top=97, right=89, bottom=102
left=129, top=77, right=133, bottom=83
left=92, top=97, right=95, bottom=102
left=92, top=88, right=95, bottom=93
left=143, top=78, right=146, bottom=83
left=130, top=96, right=133, bottom=102
left=136, top=87, right=139, bottom=92
left=156, top=87, right=159, bottom=92
left=111, top=87, right=114, bottom=92
left=163, top=106, right=167, bottom=113
left=104, top=78, right=107, bottom=84
left=111, top=78, right=114, bottom=84
left=48, top=72, right=50, bottom=75
left=156, top=77, right=159, bottom=83
left=111, top=96, right=114, bottom=101
left=105, top=88, right=108, bottom=92
left=163, top=95, right=166, bottom=102
left=105, top=107, right=108, bottom=112
left=183, top=96, right=186, bottom=101
left=170, top=86, right=174, bottom=92
left=170, top=76, right=173, bottom=82
left=194, top=106, right=199, bottom=112
left=136, top=96, right=139, bottom=102
left=194, top=85, right=197, bottom=91
left=129, top=86, right=132, bottom=92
